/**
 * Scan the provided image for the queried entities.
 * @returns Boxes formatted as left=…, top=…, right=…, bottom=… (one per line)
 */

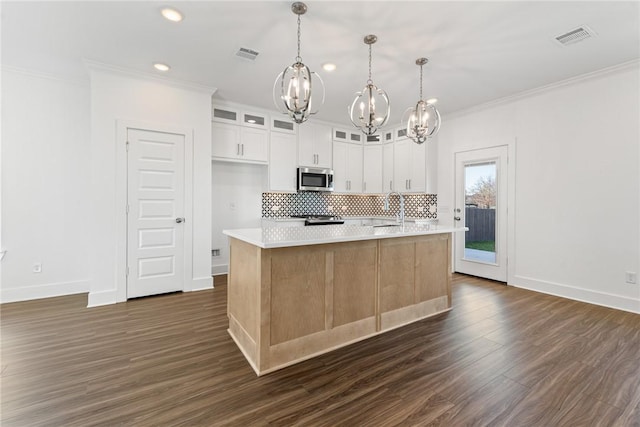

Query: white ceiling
left=2, top=1, right=639, bottom=126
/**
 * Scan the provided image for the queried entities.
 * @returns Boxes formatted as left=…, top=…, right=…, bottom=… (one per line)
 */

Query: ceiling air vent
left=554, top=26, right=596, bottom=46
left=236, top=47, right=259, bottom=61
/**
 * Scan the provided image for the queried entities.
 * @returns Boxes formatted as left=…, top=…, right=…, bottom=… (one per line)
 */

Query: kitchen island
left=223, top=224, right=466, bottom=375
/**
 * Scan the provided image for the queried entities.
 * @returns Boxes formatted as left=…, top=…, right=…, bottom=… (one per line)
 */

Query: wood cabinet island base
left=226, top=230, right=453, bottom=376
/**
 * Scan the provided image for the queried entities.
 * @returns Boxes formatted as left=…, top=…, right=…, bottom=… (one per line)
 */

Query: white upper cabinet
left=393, top=136, right=426, bottom=193
left=333, top=141, right=363, bottom=193
left=363, top=144, right=383, bottom=193
left=383, top=142, right=394, bottom=192
left=299, top=121, right=332, bottom=168
left=269, top=131, right=298, bottom=191
left=212, top=106, right=269, bottom=164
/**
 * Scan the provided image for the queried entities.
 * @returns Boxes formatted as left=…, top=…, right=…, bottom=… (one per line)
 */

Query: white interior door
left=127, top=128, right=185, bottom=298
left=454, top=146, right=508, bottom=282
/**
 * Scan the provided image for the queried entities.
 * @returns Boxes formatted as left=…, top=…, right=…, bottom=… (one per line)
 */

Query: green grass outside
left=465, top=241, right=495, bottom=252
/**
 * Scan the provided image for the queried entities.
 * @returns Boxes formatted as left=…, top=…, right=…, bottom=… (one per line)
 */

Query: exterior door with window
left=454, top=146, right=508, bottom=282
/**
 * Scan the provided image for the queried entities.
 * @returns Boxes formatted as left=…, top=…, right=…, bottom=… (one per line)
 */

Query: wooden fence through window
left=465, top=207, right=495, bottom=242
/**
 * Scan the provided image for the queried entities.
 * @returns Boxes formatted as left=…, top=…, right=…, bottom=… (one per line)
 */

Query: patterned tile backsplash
left=262, top=192, right=437, bottom=219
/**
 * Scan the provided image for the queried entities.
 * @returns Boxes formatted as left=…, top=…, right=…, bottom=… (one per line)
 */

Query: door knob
left=176, top=217, right=185, bottom=223
left=454, top=216, right=461, bottom=221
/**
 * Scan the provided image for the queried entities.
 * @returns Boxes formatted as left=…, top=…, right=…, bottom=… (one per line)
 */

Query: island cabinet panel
left=269, top=247, right=327, bottom=345
left=332, top=241, right=377, bottom=327
left=379, top=234, right=451, bottom=331
left=226, top=233, right=452, bottom=375
left=379, top=239, right=415, bottom=312
left=415, top=235, right=451, bottom=303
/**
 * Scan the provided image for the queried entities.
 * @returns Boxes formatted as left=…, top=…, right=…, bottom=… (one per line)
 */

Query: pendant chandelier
left=349, top=34, right=390, bottom=136
left=273, top=2, right=324, bottom=124
left=402, top=57, right=441, bottom=144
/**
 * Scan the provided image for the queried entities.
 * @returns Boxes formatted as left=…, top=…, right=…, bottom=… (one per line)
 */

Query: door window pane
left=464, top=162, right=496, bottom=263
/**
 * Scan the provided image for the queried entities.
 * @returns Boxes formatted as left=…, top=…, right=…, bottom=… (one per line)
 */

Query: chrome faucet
left=383, top=191, right=405, bottom=227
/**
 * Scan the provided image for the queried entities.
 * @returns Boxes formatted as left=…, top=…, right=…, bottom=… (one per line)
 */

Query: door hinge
left=126, top=266, right=129, bottom=277
left=126, top=141, right=130, bottom=151
left=126, top=204, right=130, bottom=214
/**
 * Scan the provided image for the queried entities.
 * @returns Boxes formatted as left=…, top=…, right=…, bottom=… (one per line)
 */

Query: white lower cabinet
left=363, top=144, right=383, bottom=194
left=269, top=131, right=297, bottom=191
left=333, top=141, right=363, bottom=193
left=212, top=122, right=268, bottom=163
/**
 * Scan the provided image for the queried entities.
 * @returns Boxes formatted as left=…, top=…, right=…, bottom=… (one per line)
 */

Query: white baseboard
left=511, top=274, right=640, bottom=314
left=1, top=279, right=89, bottom=304
left=189, top=276, right=214, bottom=291
left=211, top=265, right=228, bottom=276
left=87, top=288, right=118, bottom=307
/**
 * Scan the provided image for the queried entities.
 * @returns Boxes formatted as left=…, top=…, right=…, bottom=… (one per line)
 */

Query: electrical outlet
left=327, top=205, right=333, bottom=211
left=625, top=271, right=637, bottom=284
left=33, top=263, right=42, bottom=273
left=417, top=206, right=424, bottom=213
left=341, top=206, right=348, bottom=211
left=212, top=249, right=221, bottom=257
left=271, top=205, right=280, bottom=212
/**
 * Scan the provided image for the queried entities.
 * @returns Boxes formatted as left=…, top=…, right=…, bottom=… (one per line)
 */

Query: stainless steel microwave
left=297, top=167, right=334, bottom=192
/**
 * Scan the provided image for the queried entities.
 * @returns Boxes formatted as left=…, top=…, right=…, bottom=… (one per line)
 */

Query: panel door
left=127, top=128, right=185, bottom=298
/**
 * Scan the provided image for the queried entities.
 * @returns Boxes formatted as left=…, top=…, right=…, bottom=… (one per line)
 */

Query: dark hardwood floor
left=1, top=274, right=639, bottom=426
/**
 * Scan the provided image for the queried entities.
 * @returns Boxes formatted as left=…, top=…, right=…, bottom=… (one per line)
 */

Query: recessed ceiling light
left=161, top=7, right=183, bottom=22
left=153, top=63, right=171, bottom=72
left=322, top=63, right=337, bottom=72
left=426, top=98, right=438, bottom=105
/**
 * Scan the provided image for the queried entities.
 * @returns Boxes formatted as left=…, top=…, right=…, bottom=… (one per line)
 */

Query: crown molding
left=83, top=60, right=217, bottom=95
left=1, top=65, right=90, bottom=87
left=446, top=59, right=640, bottom=120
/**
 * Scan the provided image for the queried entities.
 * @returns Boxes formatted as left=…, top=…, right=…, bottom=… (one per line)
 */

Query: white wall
left=211, top=161, right=266, bottom=275
left=87, top=66, right=214, bottom=306
left=438, top=62, right=640, bottom=313
left=1, top=68, right=91, bottom=302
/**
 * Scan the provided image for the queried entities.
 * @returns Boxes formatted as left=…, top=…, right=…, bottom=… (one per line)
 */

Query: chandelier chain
left=296, top=14, right=302, bottom=62
left=367, top=43, right=372, bottom=83
left=419, top=64, right=423, bottom=100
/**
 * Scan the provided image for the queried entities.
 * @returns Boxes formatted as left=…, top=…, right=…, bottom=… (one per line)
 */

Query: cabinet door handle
left=408, top=179, right=411, bottom=189
left=389, top=181, right=392, bottom=190
left=241, top=144, right=244, bottom=155
left=236, top=144, right=240, bottom=155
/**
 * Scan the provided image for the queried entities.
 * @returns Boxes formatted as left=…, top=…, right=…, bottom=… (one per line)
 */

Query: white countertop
left=223, top=224, right=467, bottom=249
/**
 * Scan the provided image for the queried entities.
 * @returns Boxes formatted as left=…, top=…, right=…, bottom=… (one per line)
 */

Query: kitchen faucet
left=383, top=191, right=405, bottom=227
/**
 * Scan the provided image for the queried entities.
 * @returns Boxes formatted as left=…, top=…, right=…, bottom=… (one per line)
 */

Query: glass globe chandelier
left=401, top=57, right=441, bottom=144
left=349, top=34, right=390, bottom=136
left=273, top=2, right=324, bottom=124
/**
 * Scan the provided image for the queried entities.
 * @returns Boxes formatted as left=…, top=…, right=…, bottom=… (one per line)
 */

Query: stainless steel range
left=291, top=214, right=345, bottom=226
